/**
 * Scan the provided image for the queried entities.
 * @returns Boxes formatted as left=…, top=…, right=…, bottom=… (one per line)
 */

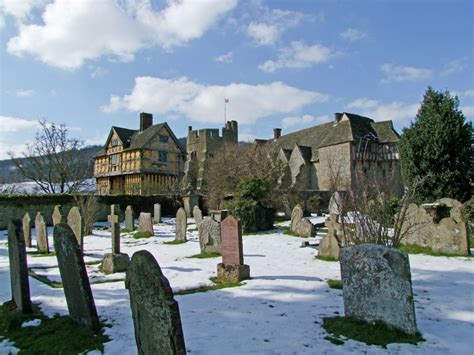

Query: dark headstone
left=53, top=223, right=100, bottom=332
left=108, top=214, right=120, bottom=254
left=340, top=244, right=418, bottom=335
left=8, top=220, right=32, bottom=312
left=126, top=250, right=186, bottom=355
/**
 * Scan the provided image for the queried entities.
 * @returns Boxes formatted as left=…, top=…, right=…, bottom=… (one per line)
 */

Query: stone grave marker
left=102, top=213, right=129, bottom=274
left=8, top=220, right=32, bottom=312
left=110, top=204, right=121, bottom=217
left=154, top=203, right=161, bottom=224
left=67, top=207, right=83, bottom=249
left=193, top=205, right=203, bottom=226
left=125, top=250, right=186, bottom=355
left=35, top=212, right=49, bottom=253
left=198, top=217, right=221, bottom=254
left=340, top=244, right=418, bottom=335
left=53, top=223, right=100, bottom=331
left=22, top=212, right=32, bottom=248
left=218, top=215, right=250, bottom=282
left=138, top=213, right=154, bottom=235
left=318, top=232, right=340, bottom=260
left=52, top=205, right=65, bottom=226
left=125, top=205, right=135, bottom=231
left=290, top=204, right=314, bottom=238
left=290, top=204, right=304, bottom=231
left=175, top=208, right=187, bottom=242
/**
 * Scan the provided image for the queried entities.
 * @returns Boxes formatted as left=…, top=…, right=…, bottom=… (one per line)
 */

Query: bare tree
left=8, top=120, right=91, bottom=194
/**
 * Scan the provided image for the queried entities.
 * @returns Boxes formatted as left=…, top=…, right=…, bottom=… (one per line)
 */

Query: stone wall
left=316, top=143, right=352, bottom=191
left=0, top=194, right=179, bottom=229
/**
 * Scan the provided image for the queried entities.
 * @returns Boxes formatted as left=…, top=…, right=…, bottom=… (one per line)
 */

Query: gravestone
left=125, top=205, right=135, bottom=231
left=217, top=215, right=250, bottom=282
left=210, top=210, right=228, bottom=223
left=53, top=223, right=100, bottom=332
left=328, top=192, right=343, bottom=215
left=67, top=207, right=83, bottom=249
left=102, top=213, right=130, bottom=274
left=35, top=212, right=49, bottom=253
left=290, top=205, right=314, bottom=238
left=290, top=204, right=304, bottom=231
left=175, top=208, right=187, bottom=242
left=318, top=232, right=340, bottom=260
left=22, top=213, right=32, bottom=248
left=138, top=213, right=154, bottom=235
left=154, top=203, right=161, bottom=224
left=126, top=250, right=186, bottom=355
left=110, top=204, right=121, bottom=217
left=193, top=205, right=203, bottom=226
left=340, top=244, right=417, bottom=335
left=198, top=217, right=221, bottom=254
left=52, top=205, right=65, bottom=226
left=8, top=220, right=32, bottom=312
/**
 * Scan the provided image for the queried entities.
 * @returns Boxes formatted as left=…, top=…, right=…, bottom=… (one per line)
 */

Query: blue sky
left=1, top=0, right=473, bottom=160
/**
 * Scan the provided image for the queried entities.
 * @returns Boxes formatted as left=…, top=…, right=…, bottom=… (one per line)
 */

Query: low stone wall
left=0, top=194, right=180, bottom=229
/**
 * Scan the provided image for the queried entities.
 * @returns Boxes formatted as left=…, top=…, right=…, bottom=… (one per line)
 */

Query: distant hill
left=0, top=145, right=102, bottom=184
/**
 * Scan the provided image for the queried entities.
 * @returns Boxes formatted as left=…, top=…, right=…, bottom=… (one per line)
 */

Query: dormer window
left=111, top=139, right=118, bottom=147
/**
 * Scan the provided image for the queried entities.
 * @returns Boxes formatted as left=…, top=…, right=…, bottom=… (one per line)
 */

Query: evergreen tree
left=399, top=87, right=472, bottom=202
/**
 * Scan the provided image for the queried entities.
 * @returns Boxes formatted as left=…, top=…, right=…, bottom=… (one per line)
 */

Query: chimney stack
left=334, top=112, right=343, bottom=123
left=140, top=112, right=153, bottom=131
left=273, top=128, right=282, bottom=140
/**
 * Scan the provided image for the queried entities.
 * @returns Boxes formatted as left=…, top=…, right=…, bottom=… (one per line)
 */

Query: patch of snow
left=21, top=319, right=41, bottom=328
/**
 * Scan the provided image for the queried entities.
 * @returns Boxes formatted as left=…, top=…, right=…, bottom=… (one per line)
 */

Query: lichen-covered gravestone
left=318, top=231, right=340, bottom=260
left=53, top=223, right=100, bottom=332
left=198, top=217, right=221, bottom=254
left=290, top=204, right=304, bottom=231
left=8, top=220, right=32, bottom=312
left=35, top=212, right=49, bottom=253
left=340, top=244, right=418, bottom=335
left=102, top=213, right=129, bottom=274
left=52, top=205, right=64, bottom=226
left=175, top=208, right=187, bottom=242
left=193, top=205, right=203, bottom=225
left=126, top=250, right=186, bottom=355
left=22, top=212, right=32, bottom=248
left=154, top=203, right=161, bottom=224
left=138, top=213, right=154, bottom=235
left=217, top=215, right=250, bottom=282
left=125, top=205, right=135, bottom=231
left=67, top=207, right=83, bottom=249
left=290, top=204, right=314, bottom=238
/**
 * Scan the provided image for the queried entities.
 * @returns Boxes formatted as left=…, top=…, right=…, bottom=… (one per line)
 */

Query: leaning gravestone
left=217, top=215, right=250, bottom=282
left=175, top=208, right=187, bottom=242
left=126, top=250, right=186, bottom=355
left=154, top=203, right=161, bottom=224
left=340, top=244, right=417, bottom=335
left=35, top=212, right=49, bottom=253
left=53, top=223, right=100, bottom=332
left=52, top=205, right=64, bottom=226
left=67, top=207, right=83, bottom=249
left=198, top=217, right=221, bottom=254
left=22, top=213, right=32, bottom=248
left=125, top=205, right=135, bottom=231
left=8, top=220, right=32, bottom=312
left=193, top=206, right=203, bottom=226
left=138, top=213, right=154, bottom=235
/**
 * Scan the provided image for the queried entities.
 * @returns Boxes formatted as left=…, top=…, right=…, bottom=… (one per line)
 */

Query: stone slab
left=217, top=263, right=250, bottom=283
left=101, top=253, right=130, bottom=274
left=221, top=215, right=243, bottom=265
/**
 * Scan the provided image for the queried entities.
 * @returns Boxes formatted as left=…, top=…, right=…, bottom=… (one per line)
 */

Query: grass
left=316, top=255, right=339, bottom=262
left=29, top=251, right=56, bottom=258
left=133, top=231, right=153, bottom=239
left=0, top=301, right=110, bottom=353
left=273, top=216, right=289, bottom=223
left=188, top=251, right=221, bottom=259
left=322, top=316, right=424, bottom=348
left=283, top=229, right=305, bottom=238
left=163, top=239, right=186, bottom=245
left=175, top=277, right=243, bottom=295
left=400, top=243, right=471, bottom=257
left=120, top=227, right=133, bottom=233
left=327, top=279, right=343, bottom=290
left=316, top=227, right=329, bottom=233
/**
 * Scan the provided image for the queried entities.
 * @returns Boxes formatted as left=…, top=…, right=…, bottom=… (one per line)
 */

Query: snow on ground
left=0, top=218, right=473, bottom=354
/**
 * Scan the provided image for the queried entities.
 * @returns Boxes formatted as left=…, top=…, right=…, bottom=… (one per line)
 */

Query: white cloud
left=462, top=90, right=474, bottom=98
left=380, top=63, right=432, bottom=83
left=247, top=22, right=280, bottom=46
left=441, top=58, right=468, bottom=76
left=461, top=106, right=474, bottom=117
left=0, top=116, right=39, bottom=132
left=0, top=0, right=47, bottom=23
left=340, top=28, right=367, bottom=41
left=15, top=89, right=34, bottom=97
left=347, top=98, right=419, bottom=125
left=281, top=114, right=329, bottom=129
left=259, top=41, right=336, bottom=73
left=6, top=0, right=237, bottom=70
left=214, top=51, right=233, bottom=63
left=90, top=66, right=108, bottom=79
left=101, top=76, right=328, bottom=125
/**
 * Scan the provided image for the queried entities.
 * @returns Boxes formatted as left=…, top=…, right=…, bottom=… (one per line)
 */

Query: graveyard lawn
left=0, top=217, right=473, bottom=354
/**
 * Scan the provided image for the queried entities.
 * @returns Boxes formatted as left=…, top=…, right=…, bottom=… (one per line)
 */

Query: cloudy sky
left=1, top=0, right=473, bottom=159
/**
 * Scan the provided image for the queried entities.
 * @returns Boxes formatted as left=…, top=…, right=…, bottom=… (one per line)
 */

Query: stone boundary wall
left=0, top=194, right=180, bottom=229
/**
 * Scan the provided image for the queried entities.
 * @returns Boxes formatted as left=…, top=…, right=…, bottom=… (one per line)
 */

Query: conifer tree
left=399, top=87, right=472, bottom=202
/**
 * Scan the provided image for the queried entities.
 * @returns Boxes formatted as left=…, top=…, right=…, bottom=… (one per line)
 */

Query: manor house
left=93, top=113, right=185, bottom=195
left=270, top=112, right=400, bottom=191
